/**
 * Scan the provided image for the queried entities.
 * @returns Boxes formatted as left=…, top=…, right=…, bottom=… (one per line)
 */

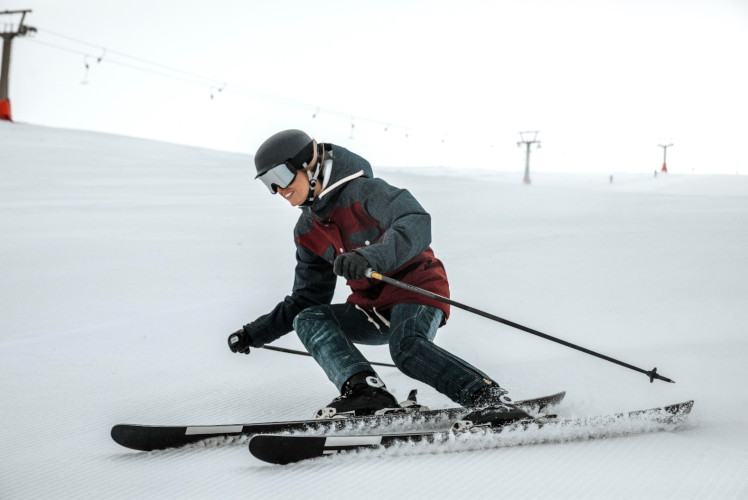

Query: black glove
left=228, top=327, right=254, bottom=354
left=333, top=252, right=370, bottom=281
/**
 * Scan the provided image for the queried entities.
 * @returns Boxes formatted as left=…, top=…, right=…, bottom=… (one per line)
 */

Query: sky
left=3, top=0, right=748, bottom=175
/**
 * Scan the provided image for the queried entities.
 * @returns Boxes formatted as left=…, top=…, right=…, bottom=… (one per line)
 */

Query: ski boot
left=452, top=384, right=535, bottom=432
left=314, top=372, right=400, bottom=419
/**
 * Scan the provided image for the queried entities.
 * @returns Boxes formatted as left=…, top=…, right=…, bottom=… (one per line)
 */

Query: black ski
left=248, top=400, right=694, bottom=465
left=111, top=391, right=565, bottom=451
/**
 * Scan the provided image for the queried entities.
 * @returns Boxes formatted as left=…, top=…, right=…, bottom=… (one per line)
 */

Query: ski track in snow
left=2, top=122, right=748, bottom=499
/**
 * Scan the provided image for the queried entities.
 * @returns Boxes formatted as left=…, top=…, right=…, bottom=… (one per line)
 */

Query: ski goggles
left=256, top=162, right=298, bottom=194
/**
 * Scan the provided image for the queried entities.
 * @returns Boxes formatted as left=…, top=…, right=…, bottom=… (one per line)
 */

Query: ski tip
left=111, top=424, right=141, bottom=450
left=249, top=435, right=327, bottom=465
left=111, top=424, right=158, bottom=452
left=662, top=399, right=694, bottom=420
left=110, top=424, right=200, bottom=452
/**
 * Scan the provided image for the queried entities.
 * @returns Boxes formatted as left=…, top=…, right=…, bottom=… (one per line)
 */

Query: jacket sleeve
left=245, top=244, right=337, bottom=346
left=354, top=178, right=432, bottom=274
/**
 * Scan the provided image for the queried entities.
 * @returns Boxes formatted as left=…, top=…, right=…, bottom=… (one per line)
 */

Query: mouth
left=284, top=191, right=294, bottom=199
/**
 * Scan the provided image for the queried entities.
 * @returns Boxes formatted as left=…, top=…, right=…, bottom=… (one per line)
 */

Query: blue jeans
left=293, top=302, right=494, bottom=407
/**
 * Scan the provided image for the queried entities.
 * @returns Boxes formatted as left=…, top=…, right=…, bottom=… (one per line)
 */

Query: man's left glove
left=333, top=252, right=370, bottom=281
left=228, top=325, right=256, bottom=355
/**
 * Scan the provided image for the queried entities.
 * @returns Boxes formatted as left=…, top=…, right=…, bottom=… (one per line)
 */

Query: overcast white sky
left=5, top=0, right=748, bottom=175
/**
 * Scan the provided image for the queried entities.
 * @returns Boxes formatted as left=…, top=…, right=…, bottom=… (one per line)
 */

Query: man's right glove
left=333, top=251, right=370, bottom=281
left=228, top=326, right=255, bottom=355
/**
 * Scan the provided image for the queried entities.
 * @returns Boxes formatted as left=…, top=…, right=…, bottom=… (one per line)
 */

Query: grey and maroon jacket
left=247, top=144, right=450, bottom=347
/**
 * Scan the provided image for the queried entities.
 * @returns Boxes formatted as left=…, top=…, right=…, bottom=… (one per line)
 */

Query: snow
left=2, top=121, right=747, bottom=499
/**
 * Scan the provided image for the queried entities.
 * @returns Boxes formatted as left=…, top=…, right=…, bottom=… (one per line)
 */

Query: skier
left=228, top=129, right=531, bottom=427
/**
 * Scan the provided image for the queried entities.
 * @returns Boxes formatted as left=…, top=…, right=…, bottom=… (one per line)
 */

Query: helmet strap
left=302, top=142, right=324, bottom=205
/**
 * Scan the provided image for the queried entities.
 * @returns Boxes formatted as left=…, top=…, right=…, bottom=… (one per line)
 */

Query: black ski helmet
left=254, top=129, right=314, bottom=178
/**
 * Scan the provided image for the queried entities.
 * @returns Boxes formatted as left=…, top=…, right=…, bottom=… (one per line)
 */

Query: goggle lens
left=256, top=162, right=297, bottom=194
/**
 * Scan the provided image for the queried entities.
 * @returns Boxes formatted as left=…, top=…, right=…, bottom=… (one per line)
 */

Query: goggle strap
left=289, top=140, right=315, bottom=169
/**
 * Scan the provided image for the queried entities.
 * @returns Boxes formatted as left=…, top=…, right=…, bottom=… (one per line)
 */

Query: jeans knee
left=388, top=305, right=442, bottom=370
left=293, top=305, right=332, bottom=342
left=389, top=326, right=419, bottom=367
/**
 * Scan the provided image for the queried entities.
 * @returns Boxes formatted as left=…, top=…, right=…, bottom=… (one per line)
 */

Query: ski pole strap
left=365, top=269, right=675, bottom=384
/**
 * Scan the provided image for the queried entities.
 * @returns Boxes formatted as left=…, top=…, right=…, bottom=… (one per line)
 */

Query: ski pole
left=365, top=270, right=675, bottom=384
left=260, top=345, right=397, bottom=368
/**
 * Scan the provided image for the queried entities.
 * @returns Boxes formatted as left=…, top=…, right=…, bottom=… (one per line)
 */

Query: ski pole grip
left=365, top=269, right=383, bottom=280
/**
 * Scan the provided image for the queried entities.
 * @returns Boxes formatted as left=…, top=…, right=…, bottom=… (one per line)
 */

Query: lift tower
left=658, top=143, right=673, bottom=173
left=518, top=131, right=541, bottom=184
left=1, top=9, right=36, bottom=121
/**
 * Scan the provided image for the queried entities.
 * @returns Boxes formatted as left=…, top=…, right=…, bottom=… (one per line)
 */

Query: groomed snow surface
left=2, top=122, right=747, bottom=499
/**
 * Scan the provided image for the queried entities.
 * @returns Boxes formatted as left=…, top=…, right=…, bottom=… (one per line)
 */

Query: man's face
left=276, top=171, right=308, bottom=206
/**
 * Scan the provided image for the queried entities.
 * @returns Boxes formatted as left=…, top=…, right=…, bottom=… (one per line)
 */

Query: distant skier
left=228, top=129, right=530, bottom=427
